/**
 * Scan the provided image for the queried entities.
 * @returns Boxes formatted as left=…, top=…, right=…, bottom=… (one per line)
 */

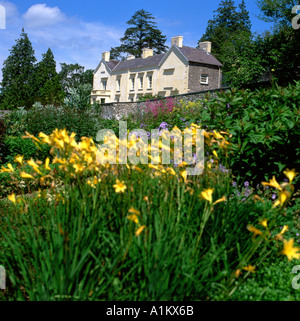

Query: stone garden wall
left=100, top=87, right=230, bottom=120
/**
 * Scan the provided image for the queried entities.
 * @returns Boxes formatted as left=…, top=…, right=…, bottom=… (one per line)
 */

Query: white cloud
left=23, top=4, right=66, bottom=29
left=0, top=2, right=124, bottom=80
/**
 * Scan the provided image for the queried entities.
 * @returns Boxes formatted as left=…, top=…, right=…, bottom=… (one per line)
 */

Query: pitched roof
left=179, top=46, right=222, bottom=67
left=103, top=45, right=222, bottom=72
left=112, top=53, right=165, bottom=71
left=106, top=60, right=119, bottom=71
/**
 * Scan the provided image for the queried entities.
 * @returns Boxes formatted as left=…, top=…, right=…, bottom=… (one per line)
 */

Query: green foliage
left=256, top=0, right=298, bottom=28
left=59, top=63, right=93, bottom=94
left=198, top=1, right=263, bottom=87
left=33, top=48, right=65, bottom=106
left=137, top=82, right=300, bottom=186
left=110, top=9, right=168, bottom=59
left=0, top=29, right=37, bottom=109
left=199, top=0, right=252, bottom=58
left=2, top=136, right=50, bottom=165
left=63, top=84, right=93, bottom=112
left=254, top=27, right=300, bottom=85
left=0, top=164, right=286, bottom=300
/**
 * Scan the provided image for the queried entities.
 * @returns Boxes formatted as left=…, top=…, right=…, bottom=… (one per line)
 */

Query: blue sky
left=0, top=0, right=273, bottom=80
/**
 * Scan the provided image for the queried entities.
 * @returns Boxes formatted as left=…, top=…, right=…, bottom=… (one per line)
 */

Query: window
left=130, top=77, right=135, bottom=90
left=102, top=79, right=107, bottom=90
left=163, top=68, right=175, bottom=75
left=100, top=98, right=105, bottom=104
left=128, top=95, right=134, bottom=102
left=115, top=96, right=120, bottom=103
left=116, top=78, right=121, bottom=91
left=139, top=77, right=143, bottom=89
left=200, top=74, right=208, bottom=84
left=148, top=75, right=152, bottom=89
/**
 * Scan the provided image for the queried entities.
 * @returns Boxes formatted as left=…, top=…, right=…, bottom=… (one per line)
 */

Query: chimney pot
left=142, top=48, right=153, bottom=59
left=199, top=41, right=212, bottom=53
left=102, top=51, right=110, bottom=62
left=171, top=36, right=183, bottom=48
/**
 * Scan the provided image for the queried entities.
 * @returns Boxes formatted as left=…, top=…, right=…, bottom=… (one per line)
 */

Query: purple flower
left=159, top=122, right=170, bottom=130
left=232, top=181, right=237, bottom=187
left=271, top=193, right=277, bottom=200
left=244, top=181, right=249, bottom=187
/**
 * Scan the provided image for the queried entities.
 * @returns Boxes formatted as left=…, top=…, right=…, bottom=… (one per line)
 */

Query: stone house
left=91, top=36, right=222, bottom=103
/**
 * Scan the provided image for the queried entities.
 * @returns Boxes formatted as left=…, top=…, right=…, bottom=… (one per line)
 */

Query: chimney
left=102, top=51, right=110, bottom=62
left=199, top=41, right=212, bottom=53
left=171, top=36, right=183, bottom=48
left=142, top=48, right=153, bottom=59
left=127, top=54, right=135, bottom=60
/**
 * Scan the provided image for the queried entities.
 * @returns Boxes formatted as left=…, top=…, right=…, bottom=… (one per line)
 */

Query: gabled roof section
left=94, top=59, right=119, bottom=74
left=157, top=44, right=189, bottom=67
left=179, top=46, right=222, bottom=67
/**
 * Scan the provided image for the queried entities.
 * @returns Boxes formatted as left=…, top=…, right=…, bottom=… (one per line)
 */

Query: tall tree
left=1, top=29, right=36, bottom=109
left=110, top=9, right=168, bottom=59
left=59, top=63, right=93, bottom=94
left=34, top=48, right=64, bottom=105
left=198, top=1, right=260, bottom=86
left=198, top=0, right=251, bottom=58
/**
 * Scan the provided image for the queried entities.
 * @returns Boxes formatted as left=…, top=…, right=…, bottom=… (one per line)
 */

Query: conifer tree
left=1, top=29, right=36, bottom=109
left=198, top=1, right=259, bottom=86
left=34, top=48, right=64, bottom=105
left=110, top=9, right=168, bottom=59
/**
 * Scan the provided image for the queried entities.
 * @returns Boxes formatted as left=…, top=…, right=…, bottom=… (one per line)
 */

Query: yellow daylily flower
left=212, top=150, right=218, bottom=157
left=44, top=158, right=51, bottom=170
left=0, top=163, right=15, bottom=173
left=14, top=155, right=24, bottom=166
left=283, top=169, right=298, bottom=183
left=27, top=158, right=42, bottom=175
left=180, top=170, right=187, bottom=183
left=135, top=225, right=146, bottom=236
left=8, top=193, right=16, bottom=204
left=262, top=176, right=282, bottom=191
left=259, top=219, right=268, bottom=228
left=113, top=179, right=127, bottom=193
left=272, top=190, right=291, bottom=208
left=247, top=225, right=263, bottom=237
left=282, top=239, right=300, bottom=261
left=274, top=225, right=289, bottom=241
left=200, top=188, right=214, bottom=203
left=213, top=196, right=227, bottom=205
left=127, top=214, right=139, bottom=224
left=20, top=172, right=34, bottom=179
left=243, top=265, right=256, bottom=273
